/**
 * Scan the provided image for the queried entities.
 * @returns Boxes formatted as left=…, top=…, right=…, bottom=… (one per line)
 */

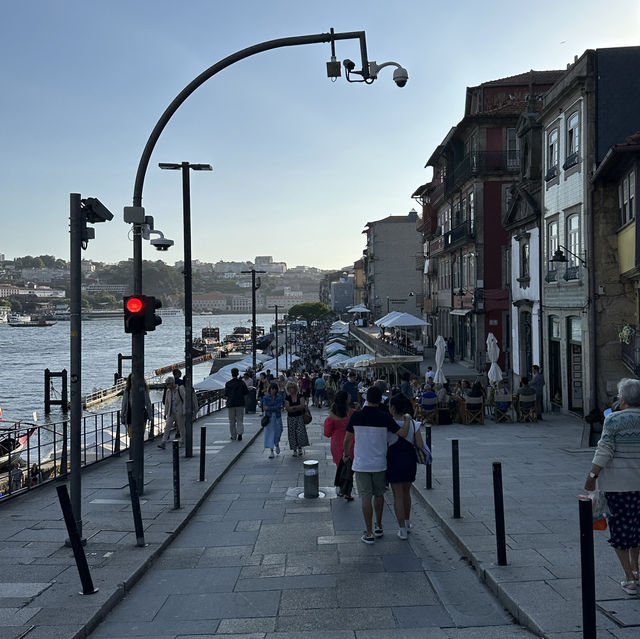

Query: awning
left=450, top=308, right=472, bottom=316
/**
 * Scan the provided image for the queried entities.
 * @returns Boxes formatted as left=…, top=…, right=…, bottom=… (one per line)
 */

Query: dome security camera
left=393, top=66, right=409, bottom=88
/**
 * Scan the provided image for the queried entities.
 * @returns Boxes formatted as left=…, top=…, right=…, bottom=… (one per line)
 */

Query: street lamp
left=125, top=29, right=407, bottom=489
left=269, top=304, right=280, bottom=377
left=159, top=162, right=212, bottom=458
left=550, top=244, right=587, bottom=266
left=241, top=269, right=266, bottom=371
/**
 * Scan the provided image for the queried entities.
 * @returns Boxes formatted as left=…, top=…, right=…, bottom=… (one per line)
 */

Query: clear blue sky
left=1, top=1, right=638, bottom=270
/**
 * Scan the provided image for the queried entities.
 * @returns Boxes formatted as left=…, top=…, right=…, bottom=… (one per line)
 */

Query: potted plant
left=619, top=324, right=634, bottom=345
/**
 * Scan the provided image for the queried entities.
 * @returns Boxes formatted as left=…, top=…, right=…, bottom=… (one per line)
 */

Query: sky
left=1, top=1, right=639, bottom=271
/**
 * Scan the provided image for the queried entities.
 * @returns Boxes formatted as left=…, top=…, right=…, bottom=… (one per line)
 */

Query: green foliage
left=287, top=302, right=332, bottom=324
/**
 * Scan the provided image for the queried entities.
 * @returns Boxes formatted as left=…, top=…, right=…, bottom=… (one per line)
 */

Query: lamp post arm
left=559, top=244, right=587, bottom=266
left=133, top=30, right=369, bottom=206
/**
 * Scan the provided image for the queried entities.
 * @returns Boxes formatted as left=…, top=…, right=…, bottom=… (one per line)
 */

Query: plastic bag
left=579, top=491, right=608, bottom=530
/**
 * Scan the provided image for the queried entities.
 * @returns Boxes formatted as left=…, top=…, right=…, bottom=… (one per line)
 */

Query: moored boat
left=8, top=319, right=56, bottom=327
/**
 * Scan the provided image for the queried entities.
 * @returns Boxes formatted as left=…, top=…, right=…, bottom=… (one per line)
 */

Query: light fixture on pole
left=126, top=29, right=407, bottom=490
left=550, top=244, right=587, bottom=266
left=269, top=305, right=279, bottom=377
left=242, top=269, right=266, bottom=371
left=159, top=161, right=212, bottom=458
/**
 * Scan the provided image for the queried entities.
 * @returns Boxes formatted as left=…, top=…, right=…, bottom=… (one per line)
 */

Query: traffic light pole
left=131, top=225, right=145, bottom=494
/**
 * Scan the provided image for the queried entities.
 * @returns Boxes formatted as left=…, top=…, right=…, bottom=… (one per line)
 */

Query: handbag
left=303, top=408, right=312, bottom=425
left=411, top=421, right=432, bottom=465
left=261, top=414, right=270, bottom=428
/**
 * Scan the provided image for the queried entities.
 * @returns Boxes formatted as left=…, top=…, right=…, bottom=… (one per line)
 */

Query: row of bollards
left=423, top=431, right=597, bottom=638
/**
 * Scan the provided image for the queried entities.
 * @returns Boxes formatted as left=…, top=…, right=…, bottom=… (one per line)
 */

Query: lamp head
left=551, top=248, right=567, bottom=264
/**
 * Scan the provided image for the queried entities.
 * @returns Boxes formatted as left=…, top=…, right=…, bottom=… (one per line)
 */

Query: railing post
left=579, top=497, right=597, bottom=639
left=492, top=462, right=507, bottom=566
left=44, top=368, right=51, bottom=413
left=199, top=426, right=206, bottom=482
left=425, top=426, right=432, bottom=490
left=172, top=440, right=181, bottom=509
left=452, top=439, right=461, bottom=518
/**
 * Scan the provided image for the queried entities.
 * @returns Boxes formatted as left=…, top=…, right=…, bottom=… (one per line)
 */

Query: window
left=520, top=240, right=530, bottom=279
left=619, top=169, right=636, bottom=226
left=507, top=128, right=519, bottom=168
left=567, top=214, right=580, bottom=266
left=438, top=206, right=452, bottom=233
left=546, top=128, right=559, bottom=180
left=546, top=220, right=559, bottom=282
left=467, top=191, right=475, bottom=233
left=566, top=112, right=580, bottom=158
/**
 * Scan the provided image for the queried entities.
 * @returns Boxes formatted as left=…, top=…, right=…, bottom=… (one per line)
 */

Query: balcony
left=429, top=235, right=445, bottom=256
left=445, top=151, right=520, bottom=195
left=545, top=269, right=557, bottom=283
left=444, top=220, right=474, bottom=250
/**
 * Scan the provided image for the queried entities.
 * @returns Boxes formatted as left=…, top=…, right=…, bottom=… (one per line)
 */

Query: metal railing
left=0, top=389, right=226, bottom=503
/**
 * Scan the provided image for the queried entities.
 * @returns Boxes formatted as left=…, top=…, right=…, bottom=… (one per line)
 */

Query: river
left=0, top=313, right=275, bottom=423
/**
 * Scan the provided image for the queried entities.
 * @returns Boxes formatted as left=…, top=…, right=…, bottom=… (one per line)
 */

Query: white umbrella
left=486, top=333, right=503, bottom=385
left=383, top=312, right=429, bottom=328
left=346, top=304, right=371, bottom=313
left=374, top=311, right=403, bottom=327
left=434, top=335, right=448, bottom=384
left=194, top=373, right=227, bottom=391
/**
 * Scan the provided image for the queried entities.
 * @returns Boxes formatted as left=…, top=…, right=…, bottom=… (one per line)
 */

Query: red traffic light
left=125, top=297, right=145, bottom=314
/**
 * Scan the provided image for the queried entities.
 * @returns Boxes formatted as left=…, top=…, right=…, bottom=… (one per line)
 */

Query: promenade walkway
left=0, top=404, right=636, bottom=638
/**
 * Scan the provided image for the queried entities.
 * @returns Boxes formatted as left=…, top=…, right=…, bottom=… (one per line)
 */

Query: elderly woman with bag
left=584, top=378, right=640, bottom=595
left=261, top=382, right=283, bottom=459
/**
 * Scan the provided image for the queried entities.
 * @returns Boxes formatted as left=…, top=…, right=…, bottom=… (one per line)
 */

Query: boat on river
left=0, top=425, right=36, bottom=471
left=8, top=319, right=56, bottom=327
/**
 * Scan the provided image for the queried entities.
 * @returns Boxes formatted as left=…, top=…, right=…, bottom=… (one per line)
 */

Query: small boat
left=0, top=425, right=36, bottom=471
left=8, top=319, right=56, bottom=327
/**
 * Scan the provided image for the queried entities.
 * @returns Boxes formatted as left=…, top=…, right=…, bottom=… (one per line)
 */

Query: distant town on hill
left=0, top=254, right=355, bottom=317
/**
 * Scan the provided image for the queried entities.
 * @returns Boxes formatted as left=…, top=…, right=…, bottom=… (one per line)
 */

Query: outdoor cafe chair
left=463, top=396, right=484, bottom=425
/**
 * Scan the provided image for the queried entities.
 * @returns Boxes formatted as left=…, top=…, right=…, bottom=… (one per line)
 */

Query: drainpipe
left=589, top=185, right=598, bottom=411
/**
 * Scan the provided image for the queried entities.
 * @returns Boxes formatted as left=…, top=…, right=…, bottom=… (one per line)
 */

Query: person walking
left=284, top=381, right=309, bottom=457
left=120, top=373, right=153, bottom=439
left=261, top=382, right=283, bottom=458
left=530, top=365, right=545, bottom=419
left=584, top=378, right=640, bottom=595
left=158, top=376, right=185, bottom=449
left=343, top=385, right=410, bottom=544
left=225, top=368, right=248, bottom=441
left=387, top=394, right=424, bottom=539
left=323, top=390, right=355, bottom=500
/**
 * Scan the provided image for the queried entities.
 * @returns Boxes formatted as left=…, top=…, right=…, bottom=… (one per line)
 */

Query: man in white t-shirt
left=425, top=366, right=435, bottom=384
left=343, top=386, right=410, bottom=544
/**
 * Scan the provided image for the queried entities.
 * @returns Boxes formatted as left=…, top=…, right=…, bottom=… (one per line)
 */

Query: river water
left=0, top=313, right=274, bottom=423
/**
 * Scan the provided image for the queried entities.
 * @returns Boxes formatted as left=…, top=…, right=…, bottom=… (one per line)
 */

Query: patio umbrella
left=346, top=304, right=371, bottom=313
left=434, top=335, right=448, bottom=384
left=486, top=332, right=503, bottom=385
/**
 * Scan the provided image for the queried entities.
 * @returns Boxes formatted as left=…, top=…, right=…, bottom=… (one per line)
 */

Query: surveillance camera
left=83, top=197, right=114, bottom=223
left=343, top=59, right=356, bottom=72
left=150, top=237, right=174, bottom=251
left=392, top=67, right=409, bottom=88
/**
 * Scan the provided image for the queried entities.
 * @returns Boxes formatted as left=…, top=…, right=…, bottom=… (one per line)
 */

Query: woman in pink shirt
left=323, top=390, right=355, bottom=500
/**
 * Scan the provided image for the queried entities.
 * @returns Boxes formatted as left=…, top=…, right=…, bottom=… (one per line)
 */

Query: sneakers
left=275, top=445, right=280, bottom=455
left=374, top=525, right=384, bottom=538
left=361, top=532, right=375, bottom=544
left=237, top=434, right=242, bottom=441
left=621, top=579, right=638, bottom=595
left=157, top=442, right=166, bottom=449
left=268, top=451, right=275, bottom=459
left=397, top=527, right=408, bottom=540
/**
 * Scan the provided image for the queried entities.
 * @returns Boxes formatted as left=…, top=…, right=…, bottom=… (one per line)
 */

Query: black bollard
left=425, top=426, right=432, bottom=490
left=452, top=439, right=461, bottom=518
left=579, top=497, right=597, bottom=639
left=199, top=426, right=206, bottom=482
left=126, top=460, right=146, bottom=547
left=492, top=462, right=507, bottom=566
left=56, top=485, right=98, bottom=595
left=172, top=440, right=181, bottom=509
left=303, top=460, right=320, bottom=498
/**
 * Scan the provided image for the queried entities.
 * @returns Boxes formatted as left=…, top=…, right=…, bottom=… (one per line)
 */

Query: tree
left=287, top=302, right=332, bottom=324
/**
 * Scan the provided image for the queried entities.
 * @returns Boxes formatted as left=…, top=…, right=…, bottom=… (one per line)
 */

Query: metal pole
left=44, top=368, right=51, bottom=413
left=199, top=426, right=206, bottom=481
left=56, top=485, right=98, bottom=595
left=182, top=162, right=193, bottom=458
left=425, top=426, right=432, bottom=490
left=172, top=440, right=181, bottom=509
left=252, top=270, right=257, bottom=371
left=285, top=321, right=289, bottom=370
left=579, top=497, right=597, bottom=639
left=274, top=306, right=279, bottom=378
left=126, top=460, right=146, bottom=547
left=69, top=193, right=83, bottom=538
left=492, top=462, right=507, bottom=566
left=452, top=439, right=461, bottom=518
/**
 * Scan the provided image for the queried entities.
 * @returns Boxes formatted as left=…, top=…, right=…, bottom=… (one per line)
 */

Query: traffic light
left=123, top=296, right=146, bottom=334
left=144, top=296, right=162, bottom=332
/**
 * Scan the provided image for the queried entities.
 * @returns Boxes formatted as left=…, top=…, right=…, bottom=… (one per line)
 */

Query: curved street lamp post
left=125, top=29, right=407, bottom=491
